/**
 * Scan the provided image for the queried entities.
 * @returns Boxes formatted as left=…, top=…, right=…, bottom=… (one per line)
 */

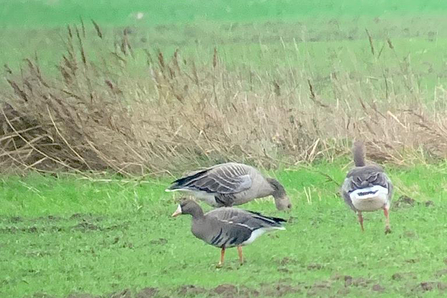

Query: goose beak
left=171, top=204, right=182, bottom=217
left=275, top=195, right=292, bottom=211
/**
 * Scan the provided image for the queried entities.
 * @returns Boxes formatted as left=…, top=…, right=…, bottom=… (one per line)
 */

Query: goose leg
left=237, top=246, right=244, bottom=264
left=217, top=247, right=225, bottom=267
left=384, top=208, right=391, bottom=234
left=357, top=212, right=364, bottom=231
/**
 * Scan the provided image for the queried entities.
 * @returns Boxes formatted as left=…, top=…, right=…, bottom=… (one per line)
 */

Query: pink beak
left=171, top=204, right=182, bottom=217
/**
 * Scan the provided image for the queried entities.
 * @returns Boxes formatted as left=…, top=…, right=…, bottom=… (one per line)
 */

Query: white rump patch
left=350, top=185, right=389, bottom=211
left=241, top=226, right=285, bottom=246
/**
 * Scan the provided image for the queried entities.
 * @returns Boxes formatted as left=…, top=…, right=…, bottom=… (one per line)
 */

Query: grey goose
left=341, top=141, right=393, bottom=234
left=172, top=199, right=286, bottom=266
left=166, top=162, right=292, bottom=210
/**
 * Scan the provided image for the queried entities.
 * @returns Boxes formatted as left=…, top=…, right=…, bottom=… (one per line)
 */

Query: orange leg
left=358, top=212, right=364, bottom=232
left=237, top=246, right=244, bottom=264
left=384, top=208, right=391, bottom=234
left=217, top=247, right=225, bottom=267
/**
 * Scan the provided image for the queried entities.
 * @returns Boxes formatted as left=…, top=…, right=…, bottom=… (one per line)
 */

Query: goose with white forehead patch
left=341, top=141, right=394, bottom=234
left=166, top=162, right=292, bottom=211
left=172, top=199, right=286, bottom=267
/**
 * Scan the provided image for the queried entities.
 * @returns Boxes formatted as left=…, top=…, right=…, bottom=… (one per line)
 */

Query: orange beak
left=171, top=204, right=182, bottom=217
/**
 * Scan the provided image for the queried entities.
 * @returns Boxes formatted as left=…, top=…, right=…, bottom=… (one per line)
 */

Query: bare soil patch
left=136, top=288, right=159, bottom=298
left=394, top=196, right=435, bottom=209
left=109, top=289, right=132, bottom=298
left=394, top=196, right=416, bottom=208
left=391, top=272, right=416, bottom=281
left=177, top=285, right=207, bottom=296
left=414, top=281, right=447, bottom=292
left=372, top=284, right=385, bottom=292
left=66, top=293, right=99, bottom=298
left=278, top=257, right=300, bottom=266
left=307, top=263, right=323, bottom=270
left=72, top=221, right=100, bottom=231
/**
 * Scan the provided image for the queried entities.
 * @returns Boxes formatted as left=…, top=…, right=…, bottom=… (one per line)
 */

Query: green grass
left=1, top=161, right=447, bottom=297
left=2, top=1, right=447, bottom=101
left=1, top=0, right=446, bottom=28
left=2, top=1, right=447, bottom=297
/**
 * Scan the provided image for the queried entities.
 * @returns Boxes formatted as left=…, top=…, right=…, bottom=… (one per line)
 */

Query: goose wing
left=206, top=207, right=286, bottom=230
left=341, top=177, right=356, bottom=210
left=167, top=163, right=253, bottom=194
left=207, top=222, right=253, bottom=247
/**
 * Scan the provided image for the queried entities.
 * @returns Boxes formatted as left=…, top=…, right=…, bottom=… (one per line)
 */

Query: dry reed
left=1, top=25, right=446, bottom=176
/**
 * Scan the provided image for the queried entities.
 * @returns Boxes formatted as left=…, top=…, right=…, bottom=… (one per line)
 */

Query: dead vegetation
left=1, top=24, right=447, bottom=176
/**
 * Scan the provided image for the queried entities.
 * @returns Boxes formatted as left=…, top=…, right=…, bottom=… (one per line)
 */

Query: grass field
left=2, top=0, right=447, bottom=92
left=2, top=0, right=447, bottom=297
left=2, top=0, right=447, bottom=28
left=1, top=162, right=447, bottom=297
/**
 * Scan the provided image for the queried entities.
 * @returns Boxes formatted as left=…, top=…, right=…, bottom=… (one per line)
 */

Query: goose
left=166, top=162, right=292, bottom=210
left=341, top=141, right=393, bottom=234
left=172, top=199, right=286, bottom=267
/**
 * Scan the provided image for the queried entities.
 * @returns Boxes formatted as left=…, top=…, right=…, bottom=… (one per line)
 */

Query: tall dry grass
left=1, top=25, right=446, bottom=176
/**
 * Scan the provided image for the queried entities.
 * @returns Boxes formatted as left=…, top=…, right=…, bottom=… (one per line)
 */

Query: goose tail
left=352, top=140, right=366, bottom=167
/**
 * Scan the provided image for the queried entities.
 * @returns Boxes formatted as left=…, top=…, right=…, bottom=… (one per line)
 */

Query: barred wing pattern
left=206, top=208, right=285, bottom=230
left=208, top=224, right=253, bottom=248
left=168, top=163, right=253, bottom=194
left=205, top=208, right=286, bottom=248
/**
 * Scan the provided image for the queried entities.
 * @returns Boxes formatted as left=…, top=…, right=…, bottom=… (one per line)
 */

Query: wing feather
left=341, top=177, right=356, bottom=211
left=168, top=163, right=253, bottom=194
left=206, top=208, right=285, bottom=230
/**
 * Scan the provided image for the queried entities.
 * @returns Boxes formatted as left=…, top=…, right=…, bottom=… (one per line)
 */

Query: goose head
left=266, top=178, right=292, bottom=211
left=172, top=199, right=204, bottom=218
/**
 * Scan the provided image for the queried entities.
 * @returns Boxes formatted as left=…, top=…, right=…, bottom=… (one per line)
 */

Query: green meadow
left=2, top=0, right=447, bottom=297
left=2, top=0, right=447, bottom=93
left=1, top=162, right=447, bottom=297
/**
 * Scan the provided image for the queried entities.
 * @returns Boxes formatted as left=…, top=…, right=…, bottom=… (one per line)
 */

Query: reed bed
left=1, top=25, right=446, bottom=176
